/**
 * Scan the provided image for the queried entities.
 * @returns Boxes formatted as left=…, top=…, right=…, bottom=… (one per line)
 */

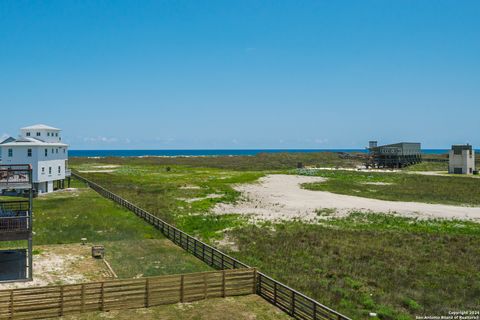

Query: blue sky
left=1, top=1, right=479, bottom=149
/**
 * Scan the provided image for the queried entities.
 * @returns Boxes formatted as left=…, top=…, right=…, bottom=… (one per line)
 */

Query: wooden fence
left=0, top=268, right=256, bottom=320
left=72, top=172, right=352, bottom=320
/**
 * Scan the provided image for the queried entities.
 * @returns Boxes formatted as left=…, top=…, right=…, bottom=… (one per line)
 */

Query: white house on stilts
left=0, top=124, right=70, bottom=194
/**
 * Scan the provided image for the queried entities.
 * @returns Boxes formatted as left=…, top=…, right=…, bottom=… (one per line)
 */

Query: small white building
left=0, top=124, right=70, bottom=193
left=448, top=144, right=475, bottom=174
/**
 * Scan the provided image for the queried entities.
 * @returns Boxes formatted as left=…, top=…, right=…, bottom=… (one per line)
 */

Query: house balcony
left=0, top=165, right=32, bottom=190
left=0, top=200, right=31, bottom=241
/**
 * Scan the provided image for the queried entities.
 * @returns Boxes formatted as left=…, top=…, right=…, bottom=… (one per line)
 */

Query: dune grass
left=70, top=155, right=480, bottom=319
left=404, top=161, right=448, bottom=171
left=71, top=163, right=261, bottom=237
left=33, top=187, right=162, bottom=245
left=229, top=215, right=480, bottom=320
left=4, top=180, right=211, bottom=278
left=1, top=175, right=294, bottom=319
left=70, top=151, right=362, bottom=171
left=104, top=239, right=211, bottom=278
left=302, top=169, right=480, bottom=206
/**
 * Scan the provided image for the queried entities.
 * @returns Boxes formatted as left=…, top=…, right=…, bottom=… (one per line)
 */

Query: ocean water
left=69, top=149, right=455, bottom=157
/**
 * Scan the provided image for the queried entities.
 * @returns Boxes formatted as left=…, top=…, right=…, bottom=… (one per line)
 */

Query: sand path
left=213, top=174, right=480, bottom=222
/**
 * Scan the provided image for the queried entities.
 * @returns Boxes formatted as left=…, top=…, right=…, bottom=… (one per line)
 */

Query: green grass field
left=70, top=162, right=263, bottom=236
left=230, top=215, right=480, bottom=319
left=33, top=189, right=162, bottom=245
left=68, top=154, right=480, bottom=319
left=104, top=239, right=211, bottom=278
left=404, top=161, right=448, bottom=171
left=301, top=169, right=480, bottom=206
left=70, top=151, right=363, bottom=171
left=1, top=180, right=211, bottom=278
left=2, top=171, right=294, bottom=319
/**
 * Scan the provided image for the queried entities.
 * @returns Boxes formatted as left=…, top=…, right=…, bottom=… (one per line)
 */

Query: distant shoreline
left=68, top=149, right=460, bottom=158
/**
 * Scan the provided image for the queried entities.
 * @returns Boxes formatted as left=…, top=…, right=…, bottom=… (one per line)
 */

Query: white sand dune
left=213, top=174, right=480, bottom=222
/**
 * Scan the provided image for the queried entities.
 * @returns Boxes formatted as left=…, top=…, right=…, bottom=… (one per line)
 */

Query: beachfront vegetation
left=70, top=151, right=363, bottom=171
left=302, top=169, right=480, bottom=206
left=2, top=181, right=211, bottom=278
left=1, top=168, right=291, bottom=320
left=231, top=214, right=480, bottom=320
left=70, top=162, right=262, bottom=236
left=68, top=154, right=480, bottom=319
left=406, top=153, right=480, bottom=172
left=403, top=161, right=447, bottom=171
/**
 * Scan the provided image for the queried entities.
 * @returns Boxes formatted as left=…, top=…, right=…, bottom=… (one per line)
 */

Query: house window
left=56, top=148, right=58, bottom=154
left=27, top=149, right=32, bottom=157
left=52, top=148, right=54, bottom=154
left=8, top=149, right=12, bottom=157
left=36, top=132, right=41, bottom=136
left=47, top=132, right=50, bottom=136
left=58, top=166, right=61, bottom=174
left=42, top=167, right=45, bottom=174
left=45, top=149, right=48, bottom=157
left=49, top=167, right=52, bottom=174
left=63, top=149, right=66, bottom=153
left=26, top=132, right=31, bottom=137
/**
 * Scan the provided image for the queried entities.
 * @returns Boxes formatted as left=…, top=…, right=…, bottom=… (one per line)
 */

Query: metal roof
left=0, top=136, right=67, bottom=147
left=20, top=124, right=61, bottom=131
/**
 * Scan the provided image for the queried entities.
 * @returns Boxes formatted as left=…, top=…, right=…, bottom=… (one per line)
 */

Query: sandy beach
left=214, top=174, right=480, bottom=222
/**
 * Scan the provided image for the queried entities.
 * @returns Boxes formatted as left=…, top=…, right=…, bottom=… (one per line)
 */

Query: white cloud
left=154, top=137, right=175, bottom=143
left=83, top=136, right=118, bottom=143
left=314, top=138, right=328, bottom=144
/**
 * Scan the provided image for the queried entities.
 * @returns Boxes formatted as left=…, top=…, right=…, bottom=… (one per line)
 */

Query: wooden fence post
left=9, top=290, right=14, bottom=320
left=252, top=268, right=257, bottom=294
left=258, top=274, right=262, bottom=296
left=81, top=284, right=86, bottom=313
left=180, top=275, right=184, bottom=303
left=100, top=282, right=105, bottom=311
left=291, top=291, right=295, bottom=316
left=59, top=285, right=64, bottom=316
left=145, top=278, right=150, bottom=307
left=203, top=273, right=208, bottom=300
left=222, top=270, right=226, bottom=298
left=274, top=282, right=277, bottom=305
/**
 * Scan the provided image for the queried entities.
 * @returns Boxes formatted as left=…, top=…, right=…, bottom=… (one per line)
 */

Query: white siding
left=1, top=145, right=68, bottom=183
left=20, top=129, right=62, bottom=143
